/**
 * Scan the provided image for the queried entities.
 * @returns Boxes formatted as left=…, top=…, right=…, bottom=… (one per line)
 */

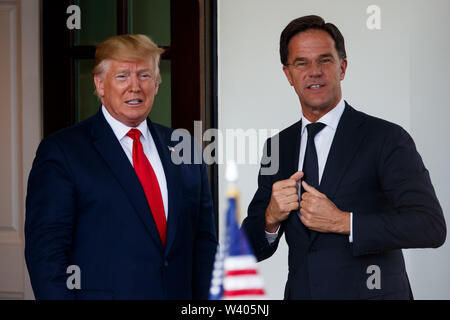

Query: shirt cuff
left=349, top=212, right=353, bottom=243
left=265, top=225, right=280, bottom=245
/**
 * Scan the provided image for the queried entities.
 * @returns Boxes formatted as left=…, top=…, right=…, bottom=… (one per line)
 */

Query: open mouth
left=307, top=84, right=325, bottom=90
left=125, top=99, right=143, bottom=105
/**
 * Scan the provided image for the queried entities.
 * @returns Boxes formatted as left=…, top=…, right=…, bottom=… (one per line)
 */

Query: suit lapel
left=147, top=119, right=182, bottom=256
left=281, top=120, right=311, bottom=241
left=281, top=120, right=302, bottom=179
left=90, top=111, right=164, bottom=250
left=309, top=103, right=366, bottom=244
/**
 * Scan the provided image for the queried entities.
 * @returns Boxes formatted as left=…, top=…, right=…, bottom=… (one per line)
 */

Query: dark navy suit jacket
left=25, top=110, right=217, bottom=299
left=242, top=103, right=446, bottom=299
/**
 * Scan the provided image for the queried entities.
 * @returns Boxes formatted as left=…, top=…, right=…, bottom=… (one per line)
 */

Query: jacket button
left=164, top=260, right=169, bottom=267
left=309, top=247, right=317, bottom=253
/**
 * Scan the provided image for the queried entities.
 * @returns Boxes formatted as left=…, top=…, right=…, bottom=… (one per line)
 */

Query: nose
left=128, top=74, right=141, bottom=92
left=309, top=61, right=323, bottom=77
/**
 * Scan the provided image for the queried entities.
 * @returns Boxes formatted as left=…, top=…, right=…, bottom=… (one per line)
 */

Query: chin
left=122, top=114, right=148, bottom=126
left=303, top=101, right=329, bottom=111
left=308, top=96, right=338, bottom=109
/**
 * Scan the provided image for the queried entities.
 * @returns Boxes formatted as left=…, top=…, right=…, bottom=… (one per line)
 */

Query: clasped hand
left=265, top=171, right=350, bottom=235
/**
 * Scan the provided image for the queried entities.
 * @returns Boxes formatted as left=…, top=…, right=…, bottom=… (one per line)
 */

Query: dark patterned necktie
left=302, top=122, right=326, bottom=191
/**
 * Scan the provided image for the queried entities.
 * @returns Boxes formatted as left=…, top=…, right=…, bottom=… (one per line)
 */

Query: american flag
left=209, top=190, right=266, bottom=300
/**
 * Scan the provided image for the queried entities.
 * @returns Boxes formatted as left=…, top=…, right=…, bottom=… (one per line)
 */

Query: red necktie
left=127, top=129, right=166, bottom=246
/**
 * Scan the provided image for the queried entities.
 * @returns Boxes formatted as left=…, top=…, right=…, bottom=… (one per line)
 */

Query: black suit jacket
left=25, top=110, right=217, bottom=299
left=242, top=102, right=446, bottom=299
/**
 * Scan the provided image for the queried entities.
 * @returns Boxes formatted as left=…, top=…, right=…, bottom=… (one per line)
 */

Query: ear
left=154, top=81, right=159, bottom=95
left=94, top=74, right=105, bottom=97
left=339, top=58, right=348, bottom=81
left=283, top=65, right=294, bottom=86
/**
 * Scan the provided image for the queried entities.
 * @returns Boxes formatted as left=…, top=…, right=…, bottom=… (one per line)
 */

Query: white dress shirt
left=265, top=98, right=353, bottom=243
left=102, top=106, right=169, bottom=218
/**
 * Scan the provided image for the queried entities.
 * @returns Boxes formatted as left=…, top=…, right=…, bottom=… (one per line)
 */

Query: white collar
left=101, top=105, right=150, bottom=141
left=301, top=97, right=346, bottom=134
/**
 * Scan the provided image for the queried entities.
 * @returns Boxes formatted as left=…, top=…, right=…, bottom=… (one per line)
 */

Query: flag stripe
left=224, top=255, right=257, bottom=270
left=225, top=269, right=258, bottom=276
left=223, top=295, right=267, bottom=300
left=224, top=289, right=265, bottom=297
left=223, top=274, right=265, bottom=290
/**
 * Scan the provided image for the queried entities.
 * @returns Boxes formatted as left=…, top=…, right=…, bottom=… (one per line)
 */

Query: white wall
left=218, top=0, right=450, bottom=299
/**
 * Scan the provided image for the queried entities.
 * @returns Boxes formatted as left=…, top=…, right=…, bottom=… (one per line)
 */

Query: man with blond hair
left=25, top=34, right=217, bottom=300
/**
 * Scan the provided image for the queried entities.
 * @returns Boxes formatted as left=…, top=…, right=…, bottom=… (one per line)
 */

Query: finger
left=300, top=202, right=313, bottom=215
left=287, top=201, right=299, bottom=211
left=285, top=194, right=300, bottom=204
left=301, top=192, right=311, bottom=200
left=300, top=200, right=308, bottom=210
left=302, top=180, right=323, bottom=197
left=289, top=171, right=304, bottom=182
left=282, top=187, right=299, bottom=196
left=301, top=192, right=319, bottom=202
left=299, top=211, right=309, bottom=226
left=274, top=178, right=298, bottom=190
left=300, top=207, right=309, bottom=216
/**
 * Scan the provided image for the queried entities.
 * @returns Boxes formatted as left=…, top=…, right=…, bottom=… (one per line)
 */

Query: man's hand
left=300, top=181, right=350, bottom=235
left=265, top=171, right=304, bottom=233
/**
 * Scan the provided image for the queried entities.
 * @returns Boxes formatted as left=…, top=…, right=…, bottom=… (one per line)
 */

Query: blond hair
left=93, top=34, right=164, bottom=84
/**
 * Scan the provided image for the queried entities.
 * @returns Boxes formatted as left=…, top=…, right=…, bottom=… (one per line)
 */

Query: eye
left=294, top=61, right=307, bottom=68
left=116, top=74, right=127, bottom=80
left=320, top=58, right=331, bottom=64
left=139, top=73, right=152, bottom=80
